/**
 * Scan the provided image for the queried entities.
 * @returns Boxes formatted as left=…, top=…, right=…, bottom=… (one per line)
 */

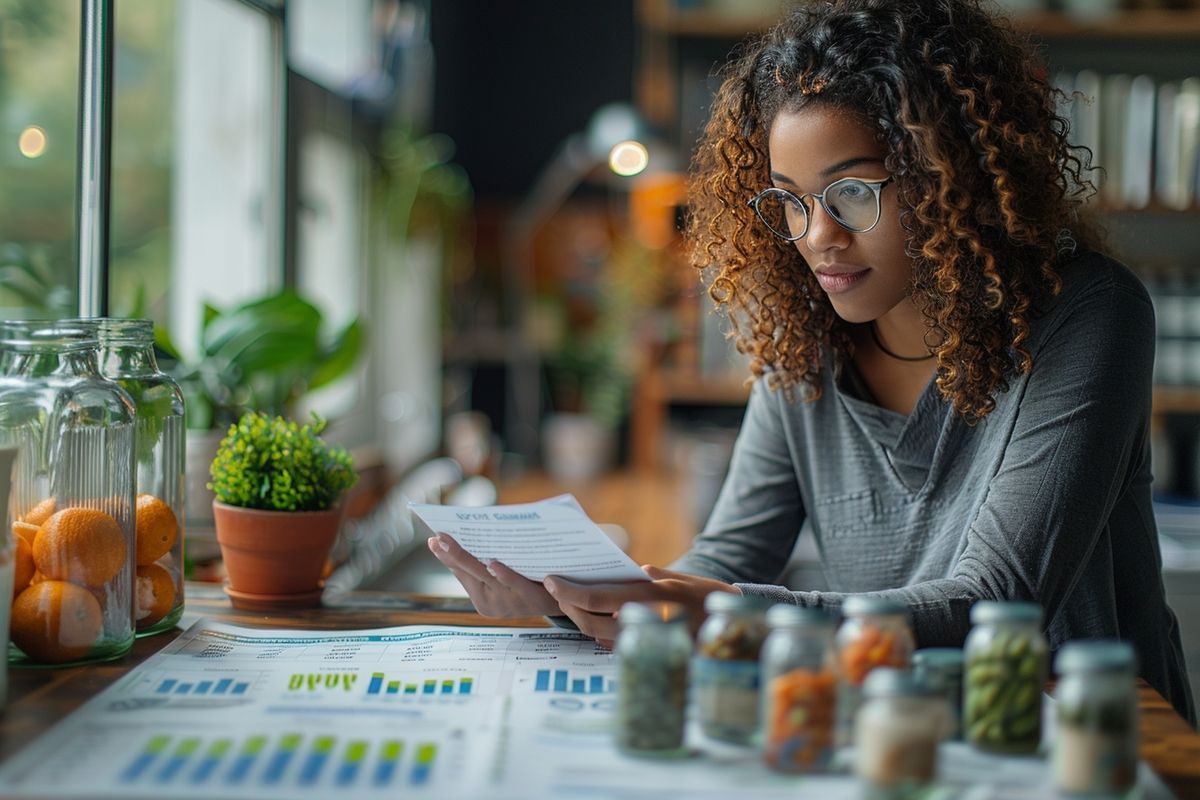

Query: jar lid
left=1055, top=640, right=1136, bottom=675
left=863, top=667, right=938, bottom=698
left=766, top=604, right=835, bottom=628
left=912, top=647, right=964, bottom=672
left=842, top=595, right=907, bottom=617
left=618, top=601, right=688, bottom=625
left=703, top=591, right=772, bottom=614
left=969, top=600, right=1042, bottom=625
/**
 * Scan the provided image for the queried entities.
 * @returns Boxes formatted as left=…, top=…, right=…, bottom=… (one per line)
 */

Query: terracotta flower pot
left=212, top=501, right=343, bottom=610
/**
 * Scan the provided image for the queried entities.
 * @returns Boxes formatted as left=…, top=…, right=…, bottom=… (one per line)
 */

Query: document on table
left=408, top=493, right=649, bottom=583
left=0, top=619, right=1175, bottom=800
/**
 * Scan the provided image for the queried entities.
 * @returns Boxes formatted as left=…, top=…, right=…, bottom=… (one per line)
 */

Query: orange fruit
left=29, top=569, right=46, bottom=585
left=12, top=536, right=34, bottom=597
left=10, top=580, right=103, bottom=663
left=135, top=494, right=177, bottom=566
left=33, top=508, right=126, bottom=587
left=22, top=497, right=57, bottom=526
left=12, top=520, right=40, bottom=548
left=135, top=563, right=176, bottom=629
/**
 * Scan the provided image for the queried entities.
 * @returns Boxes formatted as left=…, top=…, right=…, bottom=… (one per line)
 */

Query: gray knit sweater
left=673, top=252, right=1195, bottom=725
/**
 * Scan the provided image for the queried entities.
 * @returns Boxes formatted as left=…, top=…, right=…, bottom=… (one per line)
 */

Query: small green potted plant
left=209, top=411, right=358, bottom=610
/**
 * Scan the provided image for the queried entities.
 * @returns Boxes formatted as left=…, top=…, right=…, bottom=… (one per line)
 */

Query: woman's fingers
left=555, top=601, right=618, bottom=647
left=428, top=534, right=492, bottom=583
left=487, top=561, right=561, bottom=616
left=543, top=577, right=650, bottom=614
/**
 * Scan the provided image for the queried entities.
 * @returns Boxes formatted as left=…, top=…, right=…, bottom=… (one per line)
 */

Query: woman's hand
left=426, top=534, right=561, bottom=618
left=544, top=566, right=740, bottom=647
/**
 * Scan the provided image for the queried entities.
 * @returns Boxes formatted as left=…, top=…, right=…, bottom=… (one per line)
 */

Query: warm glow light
left=18, top=125, right=47, bottom=158
left=608, top=140, right=648, bottom=177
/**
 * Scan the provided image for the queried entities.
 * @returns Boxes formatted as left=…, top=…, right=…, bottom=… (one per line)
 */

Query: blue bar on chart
left=156, top=680, right=176, bottom=695
left=297, top=736, right=336, bottom=786
left=153, top=677, right=248, bottom=696
left=214, top=678, right=233, bottom=694
left=373, top=740, right=403, bottom=787
left=155, top=738, right=200, bottom=783
left=365, top=673, right=475, bottom=696
left=195, top=681, right=212, bottom=694
left=231, top=682, right=249, bottom=695
left=536, top=669, right=614, bottom=694
left=226, top=736, right=267, bottom=785
left=410, top=743, right=437, bottom=786
left=367, top=673, right=384, bottom=694
left=335, top=740, right=368, bottom=787
left=262, top=733, right=302, bottom=784
left=188, top=739, right=231, bottom=785
left=119, top=735, right=172, bottom=782
left=173, top=683, right=193, bottom=694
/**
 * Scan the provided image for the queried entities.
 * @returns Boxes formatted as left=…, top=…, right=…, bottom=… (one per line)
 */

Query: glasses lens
left=823, top=179, right=879, bottom=231
left=754, top=189, right=806, bottom=240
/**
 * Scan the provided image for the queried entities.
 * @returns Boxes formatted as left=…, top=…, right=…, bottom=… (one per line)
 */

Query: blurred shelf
left=653, top=368, right=750, bottom=404
left=1154, top=386, right=1200, bottom=415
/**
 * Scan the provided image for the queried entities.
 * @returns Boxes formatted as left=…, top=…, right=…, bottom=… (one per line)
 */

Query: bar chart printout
left=154, top=677, right=249, bottom=696
left=365, top=672, right=475, bottom=696
left=115, top=733, right=439, bottom=791
left=534, top=668, right=614, bottom=694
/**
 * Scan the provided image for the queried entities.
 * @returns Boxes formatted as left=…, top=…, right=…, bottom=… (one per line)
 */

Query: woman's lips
left=815, top=268, right=870, bottom=294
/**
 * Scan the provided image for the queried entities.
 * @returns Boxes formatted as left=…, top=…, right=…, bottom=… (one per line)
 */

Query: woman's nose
left=801, top=199, right=851, bottom=255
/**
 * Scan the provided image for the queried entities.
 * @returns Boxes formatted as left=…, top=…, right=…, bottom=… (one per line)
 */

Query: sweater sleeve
left=670, top=378, right=807, bottom=584
left=736, top=273, right=1153, bottom=646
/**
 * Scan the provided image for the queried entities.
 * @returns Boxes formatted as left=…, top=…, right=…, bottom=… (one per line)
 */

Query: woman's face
left=766, top=105, right=913, bottom=324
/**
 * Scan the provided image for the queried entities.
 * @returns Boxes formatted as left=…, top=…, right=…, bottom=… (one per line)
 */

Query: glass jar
left=694, top=592, right=771, bottom=744
left=760, top=604, right=837, bottom=773
left=0, top=322, right=137, bottom=665
left=913, top=647, right=965, bottom=740
left=855, top=668, right=946, bottom=795
left=615, top=601, right=691, bottom=757
left=963, top=600, right=1048, bottom=754
left=1053, top=641, right=1138, bottom=796
left=835, top=596, right=914, bottom=747
left=99, top=319, right=185, bottom=636
left=0, top=446, right=16, bottom=708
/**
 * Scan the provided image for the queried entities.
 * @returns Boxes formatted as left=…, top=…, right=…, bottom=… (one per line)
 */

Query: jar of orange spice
left=760, top=604, right=837, bottom=773
left=834, top=596, right=913, bottom=747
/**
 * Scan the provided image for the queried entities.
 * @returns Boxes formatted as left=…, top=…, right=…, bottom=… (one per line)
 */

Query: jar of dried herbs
left=615, top=601, right=691, bottom=757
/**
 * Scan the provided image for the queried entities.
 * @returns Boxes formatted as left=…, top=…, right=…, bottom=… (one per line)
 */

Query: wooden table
left=3, top=583, right=1200, bottom=799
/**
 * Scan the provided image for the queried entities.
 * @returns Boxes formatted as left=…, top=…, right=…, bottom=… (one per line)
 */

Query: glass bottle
left=963, top=600, right=1048, bottom=754
left=99, top=319, right=185, bottom=636
left=1053, top=640, right=1138, bottom=796
left=694, top=592, right=771, bottom=744
left=835, top=596, right=914, bottom=747
left=855, top=668, right=946, bottom=796
left=760, top=604, right=837, bottom=773
left=615, top=601, right=691, bottom=757
left=0, top=446, right=16, bottom=708
left=912, top=647, right=965, bottom=740
left=0, top=322, right=137, bottom=665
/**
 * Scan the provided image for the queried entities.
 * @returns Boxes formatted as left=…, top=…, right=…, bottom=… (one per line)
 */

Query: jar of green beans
left=964, top=601, right=1048, bottom=754
left=615, top=601, right=691, bottom=757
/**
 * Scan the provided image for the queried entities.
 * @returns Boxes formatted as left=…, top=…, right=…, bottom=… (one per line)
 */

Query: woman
left=430, top=0, right=1195, bottom=723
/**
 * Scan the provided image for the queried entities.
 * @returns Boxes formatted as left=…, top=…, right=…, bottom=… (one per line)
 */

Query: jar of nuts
left=694, top=592, right=772, bottom=744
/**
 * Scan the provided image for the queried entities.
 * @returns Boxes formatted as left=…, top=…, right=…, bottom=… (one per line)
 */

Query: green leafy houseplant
left=210, top=412, right=358, bottom=512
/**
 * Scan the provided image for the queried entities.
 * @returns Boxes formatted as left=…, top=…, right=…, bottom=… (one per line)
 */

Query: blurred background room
left=2, top=0, right=1200, bottom=697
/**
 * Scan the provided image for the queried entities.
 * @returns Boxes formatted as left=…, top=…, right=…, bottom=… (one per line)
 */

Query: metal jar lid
left=842, top=595, right=908, bottom=618
left=766, top=604, right=836, bottom=629
left=618, top=601, right=688, bottom=626
left=703, top=591, right=773, bottom=614
left=1055, top=640, right=1137, bottom=675
left=969, top=600, right=1042, bottom=626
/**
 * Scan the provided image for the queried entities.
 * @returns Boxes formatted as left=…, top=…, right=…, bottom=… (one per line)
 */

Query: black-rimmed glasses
left=748, top=177, right=893, bottom=242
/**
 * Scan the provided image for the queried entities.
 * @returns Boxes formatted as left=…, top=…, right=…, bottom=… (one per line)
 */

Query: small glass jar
left=694, top=592, right=771, bottom=744
left=99, top=319, right=185, bottom=636
left=615, top=601, right=691, bottom=757
left=0, top=446, right=16, bottom=709
left=964, top=600, right=1048, bottom=754
left=1053, top=641, right=1138, bottom=796
left=0, top=322, right=137, bottom=666
left=835, top=596, right=914, bottom=747
left=760, top=604, right=837, bottom=773
left=855, top=668, right=946, bottom=795
left=913, top=647, right=965, bottom=740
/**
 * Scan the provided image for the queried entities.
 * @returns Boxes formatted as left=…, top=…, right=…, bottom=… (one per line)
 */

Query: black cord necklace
left=870, top=322, right=935, bottom=362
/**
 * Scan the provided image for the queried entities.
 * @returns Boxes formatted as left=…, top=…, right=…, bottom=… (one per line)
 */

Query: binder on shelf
left=1100, top=74, right=1130, bottom=208
left=1072, top=70, right=1103, bottom=189
left=1122, top=75, right=1154, bottom=210
left=1176, top=78, right=1200, bottom=211
left=1156, top=82, right=1184, bottom=210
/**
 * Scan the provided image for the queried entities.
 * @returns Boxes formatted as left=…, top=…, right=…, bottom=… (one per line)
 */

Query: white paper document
left=408, top=493, right=649, bottom=583
left=0, top=619, right=1174, bottom=800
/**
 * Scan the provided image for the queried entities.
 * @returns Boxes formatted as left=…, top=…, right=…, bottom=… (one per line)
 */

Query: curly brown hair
left=687, top=0, right=1102, bottom=420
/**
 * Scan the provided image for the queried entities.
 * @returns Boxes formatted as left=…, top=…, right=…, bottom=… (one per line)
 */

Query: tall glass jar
left=1053, top=641, right=1138, bottom=796
left=99, top=319, right=185, bottom=636
left=913, top=647, right=965, bottom=740
left=615, top=601, right=691, bottom=757
left=855, top=668, right=947, bottom=795
left=760, top=604, right=837, bottom=773
left=964, top=600, right=1048, bottom=754
left=0, top=322, right=137, bottom=665
left=0, top=446, right=16, bottom=708
left=835, top=596, right=913, bottom=747
left=694, top=592, right=771, bottom=744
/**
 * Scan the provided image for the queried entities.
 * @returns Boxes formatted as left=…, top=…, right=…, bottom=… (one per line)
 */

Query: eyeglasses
left=747, top=177, right=894, bottom=242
